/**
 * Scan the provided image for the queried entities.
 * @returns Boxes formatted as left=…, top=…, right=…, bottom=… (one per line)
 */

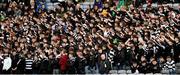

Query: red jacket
left=59, top=55, right=68, bottom=71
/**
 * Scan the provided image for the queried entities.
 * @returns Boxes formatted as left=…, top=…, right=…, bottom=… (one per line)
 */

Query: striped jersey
left=25, top=58, right=33, bottom=70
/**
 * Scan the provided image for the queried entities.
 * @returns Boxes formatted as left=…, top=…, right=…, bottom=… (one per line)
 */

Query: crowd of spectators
left=0, top=0, right=180, bottom=74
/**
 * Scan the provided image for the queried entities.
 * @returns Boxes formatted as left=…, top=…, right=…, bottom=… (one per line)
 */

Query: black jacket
left=16, top=56, right=25, bottom=74
left=149, top=63, right=161, bottom=73
left=74, top=57, right=87, bottom=74
left=98, top=60, right=111, bottom=74
left=114, top=47, right=125, bottom=65
left=138, top=63, right=150, bottom=74
left=39, top=58, right=49, bottom=74
left=11, top=54, right=20, bottom=73
left=32, top=60, right=41, bottom=74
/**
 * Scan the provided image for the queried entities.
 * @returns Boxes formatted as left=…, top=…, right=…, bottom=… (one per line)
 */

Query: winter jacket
left=75, top=57, right=87, bottom=74
left=59, top=55, right=68, bottom=73
left=2, top=57, right=12, bottom=71
left=98, top=60, right=111, bottom=74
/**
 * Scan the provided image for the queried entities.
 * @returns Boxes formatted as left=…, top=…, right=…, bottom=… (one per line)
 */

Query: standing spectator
left=52, top=53, right=60, bottom=74
left=47, top=54, right=54, bottom=74
left=59, top=50, right=69, bottom=74
left=2, top=54, right=12, bottom=74
left=10, top=50, right=19, bottom=74
left=173, top=37, right=180, bottom=63
left=16, top=53, right=25, bottom=74
left=25, top=53, right=33, bottom=74
left=67, top=53, right=76, bottom=74
left=114, top=43, right=126, bottom=70
left=75, top=51, right=87, bottom=74
left=98, top=54, right=111, bottom=74
left=39, top=52, right=49, bottom=74
left=32, top=55, right=40, bottom=74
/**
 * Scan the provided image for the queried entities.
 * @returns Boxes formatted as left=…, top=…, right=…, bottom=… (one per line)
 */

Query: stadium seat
left=161, top=70, right=169, bottom=74
left=126, top=70, right=132, bottom=74
left=153, top=73, right=162, bottom=75
left=145, top=73, right=153, bottom=75
left=109, top=70, right=118, bottom=74
left=176, top=69, right=180, bottom=74
left=117, top=70, right=126, bottom=74
left=176, top=63, right=180, bottom=68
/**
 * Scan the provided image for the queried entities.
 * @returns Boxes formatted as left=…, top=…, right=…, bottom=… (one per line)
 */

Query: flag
left=94, top=0, right=103, bottom=8
left=117, top=0, right=125, bottom=11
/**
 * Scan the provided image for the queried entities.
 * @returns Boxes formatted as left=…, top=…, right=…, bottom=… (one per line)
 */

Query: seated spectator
left=163, top=56, right=176, bottom=74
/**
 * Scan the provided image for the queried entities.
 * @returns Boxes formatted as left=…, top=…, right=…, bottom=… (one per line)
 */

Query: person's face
left=27, top=54, right=31, bottom=58
left=95, top=45, right=98, bottom=50
left=138, top=44, right=143, bottom=48
left=49, top=55, right=53, bottom=59
left=98, top=49, right=102, bottom=54
left=34, top=56, right=38, bottom=60
left=79, top=45, right=83, bottom=50
left=152, top=60, right=157, bottom=65
left=133, top=63, right=137, bottom=67
left=76, top=4, right=81, bottom=9
left=77, top=51, right=83, bottom=58
left=167, top=57, right=172, bottom=62
left=101, top=54, right=106, bottom=60
left=15, top=42, right=19, bottom=47
left=17, top=47, right=21, bottom=52
left=62, top=39, right=67, bottom=43
left=69, top=54, right=73, bottom=58
left=148, top=43, right=153, bottom=48
left=61, top=42, right=66, bottom=47
left=141, top=56, right=146, bottom=62
left=142, top=62, right=146, bottom=66
left=160, top=57, right=165, bottom=63
left=20, top=43, right=24, bottom=48
left=12, top=51, right=16, bottom=56
left=44, top=43, right=48, bottom=48
left=104, top=4, right=108, bottom=8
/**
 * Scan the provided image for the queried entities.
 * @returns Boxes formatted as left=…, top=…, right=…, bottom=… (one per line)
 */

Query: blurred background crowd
left=0, top=0, right=180, bottom=74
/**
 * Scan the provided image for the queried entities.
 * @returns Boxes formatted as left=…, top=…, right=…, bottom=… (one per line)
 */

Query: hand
left=12, top=67, right=17, bottom=70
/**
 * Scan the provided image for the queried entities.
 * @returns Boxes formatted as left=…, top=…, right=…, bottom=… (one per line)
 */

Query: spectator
left=75, top=51, right=87, bottom=74
left=25, top=53, right=33, bottom=74
left=10, top=50, right=19, bottom=74
left=138, top=61, right=149, bottom=74
left=32, top=55, right=40, bottom=74
left=67, top=53, right=76, bottom=74
left=98, top=54, right=111, bottom=74
left=149, top=60, right=161, bottom=73
left=59, top=50, right=68, bottom=74
left=130, top=61, right=139, bottom=74
left=2, top=54, right=12, bottom=74
left=16, top=53, right=25, bottom=74
left=163, top=56, right=176, bottom=74
left=39, top=52, right=49, bottom=74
